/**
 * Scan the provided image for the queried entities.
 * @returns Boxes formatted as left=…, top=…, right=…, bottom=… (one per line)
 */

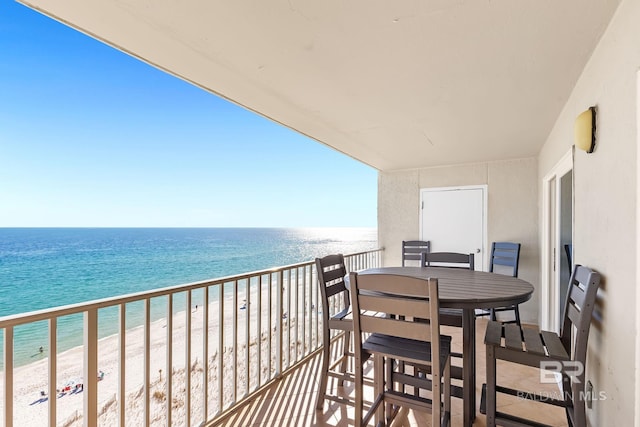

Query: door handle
left=476, top=248, right=481, bottom=253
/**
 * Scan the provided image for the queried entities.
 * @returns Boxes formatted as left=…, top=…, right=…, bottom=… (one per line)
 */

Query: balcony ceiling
left=22, top=0, right=620, bottom=171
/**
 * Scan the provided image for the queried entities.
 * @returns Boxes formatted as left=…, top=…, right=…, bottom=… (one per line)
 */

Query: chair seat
left=483, top=321, right=574, bottom=426
left=332, top=307, right=351, bottom=321
left=485, top=321, right=570, bottom=363
left=439, top=308, right=463, bottom=328
left=328, top=308, right=353, bottom=331
left=363, top=333, right=452, bottom=375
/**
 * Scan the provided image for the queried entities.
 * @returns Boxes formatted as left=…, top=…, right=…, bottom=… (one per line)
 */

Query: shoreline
left=0, top=282, right=286, bottom=426
left=1, top=291, right=215, bottom=370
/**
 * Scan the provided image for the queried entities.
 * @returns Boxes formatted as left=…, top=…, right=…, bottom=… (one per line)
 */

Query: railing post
left=48, top=318, right=57, bottom=427
left=166, top=295, right=173, bottom=427
left=217, top=284, right=224, bottom=413
left=232, top=280, right=238, bottom=404
left=276, top=270, right=283, bottom=376
left=313, top=265, right=319, bottom=350
left=286, top=269, right=291, bottom=368
left=84, top=308, right=98, bottom=427
left=267, top=272, right=272, bottom=378
left=4, top=326, right=14, bottom=427
left=244, top=279, right=250, bottom=396
left=202, top=286, right=209, bottom=421
left=143, top=298, right=150, bottom=427
left=256, top=276, right=262, bottom=390
left=118, top=304, right=125, bottom=427
left=185, top=290, right=191, bottom=427
left=293, top=268, right=299, bottom=363
left=301, top=267, right=306, bottom=359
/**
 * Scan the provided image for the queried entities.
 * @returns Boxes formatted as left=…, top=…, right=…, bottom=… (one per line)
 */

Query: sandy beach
left=1, top=282, right=315, bottom=427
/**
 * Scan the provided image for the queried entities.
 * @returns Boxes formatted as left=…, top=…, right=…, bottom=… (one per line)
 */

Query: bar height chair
left=476, top=242, right=522, bottom=326
left=350, top=272, right=452, bottom=427
left=420, top=251, right=474, bottom=329
left=483, top=265, right=601, bottom=427
left=315, top=254, right=354, bottom=410
left=420, top=251, right=474, bottom=401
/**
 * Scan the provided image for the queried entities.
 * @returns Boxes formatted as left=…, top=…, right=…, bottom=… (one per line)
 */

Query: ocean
left=0, top=227, right=377, bottom=367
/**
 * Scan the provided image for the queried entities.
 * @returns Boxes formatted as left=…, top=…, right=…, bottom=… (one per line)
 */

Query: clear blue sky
left=0, top=2, right=377, bottom=228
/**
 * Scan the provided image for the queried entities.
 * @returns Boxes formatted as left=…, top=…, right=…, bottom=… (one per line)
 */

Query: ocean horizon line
left=0, top=225, right=377, bottom=229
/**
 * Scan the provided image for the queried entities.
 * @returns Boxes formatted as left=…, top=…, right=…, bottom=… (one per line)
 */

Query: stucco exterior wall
left=538, top=0, right=637, bottom=424
left=378, top=158, right=539, bottom=323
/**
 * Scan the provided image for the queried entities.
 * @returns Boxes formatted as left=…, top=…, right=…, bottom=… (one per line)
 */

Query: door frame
left=419, top=184, right=488, bottom=270
left=541, top=148, right=573, bottom=332
left=635, top=69, right=640, bottom=426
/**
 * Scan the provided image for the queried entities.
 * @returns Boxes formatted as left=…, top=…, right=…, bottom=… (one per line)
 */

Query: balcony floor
left=212, top=319, right=568, bottom=426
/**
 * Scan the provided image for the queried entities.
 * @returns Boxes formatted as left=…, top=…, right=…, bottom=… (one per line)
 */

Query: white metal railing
left=0, top=248, right=382, bottom=427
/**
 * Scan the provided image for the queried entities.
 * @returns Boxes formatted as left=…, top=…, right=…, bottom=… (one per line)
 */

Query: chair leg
left=355, top=362, right=363, bottom=426
left=338, top=331, right=350, bottom=386
left=443, top=356, right=451, bottom=426
left=315, top=331, right=331, bottom=410
left=376, top=354, right=385, bottom=426
left=490, top=308, right=497, bottom=321
left=432, top=361, right=441, bottom=427
left=486, top=344, right=497, bottom=427
left=566, top=375, right=585, bottom=427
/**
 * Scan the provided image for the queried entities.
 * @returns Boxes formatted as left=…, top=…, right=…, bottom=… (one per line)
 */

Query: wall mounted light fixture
left=574, top=106, right=597, bottom=153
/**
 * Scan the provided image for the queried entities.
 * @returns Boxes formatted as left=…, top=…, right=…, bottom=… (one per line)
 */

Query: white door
left=420, top=186, right=487, bottom=270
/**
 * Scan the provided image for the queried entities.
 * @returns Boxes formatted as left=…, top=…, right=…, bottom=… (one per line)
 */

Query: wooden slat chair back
left=477, top=242, right=522, bottom=326
left=318, top=254, right=350, bottom=315
left=483, top=265, right=601, bottom=427
left=420, top=251, right=475, bottom=270
left=489, top=242, right=520, bottom=276
left=402, top=240, right=431, bottom=266
left=560, top=265, right=599, bottom=375
left=315, top=254, right=353, bottom=410
left=419, top=251, right=474, bottom=328
left=349, top=272, right=452, bottom=427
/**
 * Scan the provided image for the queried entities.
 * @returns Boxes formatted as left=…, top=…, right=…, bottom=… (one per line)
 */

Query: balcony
left=1, top=248, right=568, bottom=426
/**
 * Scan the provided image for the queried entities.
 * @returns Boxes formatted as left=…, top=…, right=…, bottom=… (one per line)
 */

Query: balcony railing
left=0, top=248, right=382, bottom=427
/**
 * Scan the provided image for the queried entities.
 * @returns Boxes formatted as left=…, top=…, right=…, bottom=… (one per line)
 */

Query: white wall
left=378, top=158, right=539, bottom=322
left=538, top=0, right=636, bottom=424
